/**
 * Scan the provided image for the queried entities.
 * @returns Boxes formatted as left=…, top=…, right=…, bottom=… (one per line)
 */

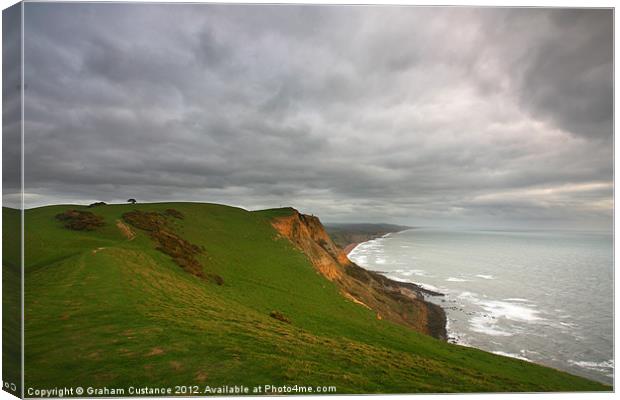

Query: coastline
left=342, top=232, right=447, bottom=339
left=345, top=229, right=613, bottom=386
left=344, top=242, right=360, bottom=254
left=342, top=231, right=405, bottom=256
left=346, top=233, right=495, bottom=352
left=345, top=234, right=443, bottom=298
left=345, top=234, right=539, bottom=370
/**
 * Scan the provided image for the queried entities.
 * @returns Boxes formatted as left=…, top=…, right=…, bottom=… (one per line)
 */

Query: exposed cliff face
left=270, top=210, right=447, bottom=340
left=271, top=213, right=347, bottom=281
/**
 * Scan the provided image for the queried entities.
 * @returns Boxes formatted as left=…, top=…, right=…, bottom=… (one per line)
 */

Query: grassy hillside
left=8, top=202, right=609, bottom=393
left=3, top=208, right=21, bottom=395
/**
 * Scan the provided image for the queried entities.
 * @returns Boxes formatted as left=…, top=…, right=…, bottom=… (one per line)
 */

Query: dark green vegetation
left=7, top=203, right=609, bottom=393
left=55, top=209, right=105, bottom=231
left=3, top=208, right=22, bottom=395
left=325, top=223, right=411, bottom=251
left=120, top=209, right=222, bottom=284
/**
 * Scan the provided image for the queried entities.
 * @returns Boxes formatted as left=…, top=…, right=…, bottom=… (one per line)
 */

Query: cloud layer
left=20, top=4, right=613, bottom=230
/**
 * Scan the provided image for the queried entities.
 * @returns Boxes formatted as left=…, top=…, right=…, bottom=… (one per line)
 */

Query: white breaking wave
left=392, top=269, right=429, bottom=277
left=568, top=359, right=614, bottom=369
left=470, top=316, right=513, bottom=336
left=481, top=299, right=543, bottom=323
left=418, top=282, right=441, bottom=292
left=492, top=350, right=531, bottom=362
left=384, top=275, right=442, bottom=293
left=446, top=318, right=474, bottom=348
left=568, top=359, right=614, bottom=377
left=458, top=291, right=478, bottom=299
left=457, top=291, right=544, bottom=337
left=352, top=254, right=367, bottom=264
left=384, top=275, right=410, bottom=283
left=446, top=277, right=469, bottom=282
left=475, top=274, right=495, bottom=280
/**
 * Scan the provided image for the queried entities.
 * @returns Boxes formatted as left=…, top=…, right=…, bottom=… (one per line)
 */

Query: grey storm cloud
left=15, top=3, right=613, bottom=230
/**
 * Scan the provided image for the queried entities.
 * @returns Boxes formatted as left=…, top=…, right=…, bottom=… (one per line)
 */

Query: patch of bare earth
left=341, top=291, right=371, bottom=309
left=116, top=220, right=135, bottom=240
left=56, top=210, right=104, bottom=231
left=92, top=247, right=106, bottom=255
left=194, top=370, right=209, bottom=383
left=146, top=347, right=165, bottom=356
left=169, top=361, right=183, bottom=371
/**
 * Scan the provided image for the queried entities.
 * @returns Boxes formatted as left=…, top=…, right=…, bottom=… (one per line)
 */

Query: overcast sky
left=15, top=4, right=613, bottom=230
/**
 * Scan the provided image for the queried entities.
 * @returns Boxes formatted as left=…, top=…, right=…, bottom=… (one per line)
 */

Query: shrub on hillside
left=122, top=210, right=166, bottom=232
left=56, top=210, right=105, bottom=231
left=164, top=208, right=184, bottom=219
left=207, top=273, right=224, bottom=286
left=121, top=210, right=222, bottom=285
left=269, top=311, right=291, bottom=324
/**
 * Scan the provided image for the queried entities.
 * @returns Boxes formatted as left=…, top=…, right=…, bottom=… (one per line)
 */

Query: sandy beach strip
left=344, top=242, right=359, bottom=254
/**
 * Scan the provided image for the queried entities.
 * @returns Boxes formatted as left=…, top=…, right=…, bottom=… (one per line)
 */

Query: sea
left=348, top=228, right=614, bottom=385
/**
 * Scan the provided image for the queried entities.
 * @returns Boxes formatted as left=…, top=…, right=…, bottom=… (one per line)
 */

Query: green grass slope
left=9, top=202, right=609, bottom=393
left=3, top=207, right=22, bottom=395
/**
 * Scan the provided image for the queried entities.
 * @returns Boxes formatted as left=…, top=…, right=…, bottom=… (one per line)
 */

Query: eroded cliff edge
left=268, top=208, right=447, bottom=340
